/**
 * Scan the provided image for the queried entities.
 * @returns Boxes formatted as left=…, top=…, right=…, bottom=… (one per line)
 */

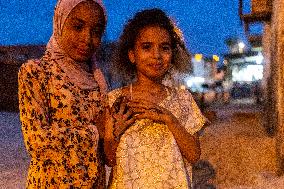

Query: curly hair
left=112, top=8, right=191, bottom=85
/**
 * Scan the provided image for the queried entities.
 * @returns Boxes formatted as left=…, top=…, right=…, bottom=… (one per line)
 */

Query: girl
left=18, top=0, right=107, bottom=188
left=104, top=8, right=207, bottom=188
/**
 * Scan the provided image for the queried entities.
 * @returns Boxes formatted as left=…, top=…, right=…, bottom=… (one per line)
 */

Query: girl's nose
left=152, top=47, right=161, bottom=59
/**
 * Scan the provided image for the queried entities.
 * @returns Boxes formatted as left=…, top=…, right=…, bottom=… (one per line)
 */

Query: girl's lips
left=77, top=49, right=89, bottom=56
left=151, top=64, right=163, bottom=69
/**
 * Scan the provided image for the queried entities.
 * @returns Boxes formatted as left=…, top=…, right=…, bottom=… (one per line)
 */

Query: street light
left=238, top=42, right=245, bottom=53
left=213, top=55, right=220, bottom=62
left=256, top=52, right=264, bottom=64
left=195, top=54, right=203, bottom=62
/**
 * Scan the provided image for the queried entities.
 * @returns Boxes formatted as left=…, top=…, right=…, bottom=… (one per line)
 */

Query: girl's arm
left=163, top=117, right=201, bottom=163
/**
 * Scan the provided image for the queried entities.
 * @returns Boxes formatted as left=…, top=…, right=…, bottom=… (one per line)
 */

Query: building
left=239, top=0, right=284, bottom=175
left=223, top=37, right=264, bottom=99
left=0, top=45, right=45, bottom=111
left=185, top=54, right=220, bottom=92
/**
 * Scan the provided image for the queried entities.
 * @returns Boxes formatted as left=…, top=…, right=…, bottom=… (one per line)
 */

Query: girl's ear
left=128, top=50, right=135, bottom=64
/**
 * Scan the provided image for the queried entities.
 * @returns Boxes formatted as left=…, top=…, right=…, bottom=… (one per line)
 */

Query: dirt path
left=1, top=103, right=283, bottom=188
left=200, top=103, right=278, bottom=188
left=0, top=112, right=29, bottom=189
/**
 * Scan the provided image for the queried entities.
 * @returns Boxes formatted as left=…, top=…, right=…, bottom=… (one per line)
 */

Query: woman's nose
left=81, top=29, right=92, bottom=46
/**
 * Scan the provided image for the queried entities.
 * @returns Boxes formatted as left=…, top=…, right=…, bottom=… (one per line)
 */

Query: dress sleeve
left=179, top=89, right=207, bottom=135
left=18, top=60, right=63, bottom=160
left=18, top=60, right=98, bottom=160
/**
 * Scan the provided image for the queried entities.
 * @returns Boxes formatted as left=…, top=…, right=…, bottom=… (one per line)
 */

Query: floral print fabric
left=18, top=59, right=106, bottom=188
left=107, top=87, right=206, bottom=189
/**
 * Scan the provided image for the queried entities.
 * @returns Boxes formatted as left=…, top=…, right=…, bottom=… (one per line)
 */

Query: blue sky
left=0, top=0, right=251, bottom=56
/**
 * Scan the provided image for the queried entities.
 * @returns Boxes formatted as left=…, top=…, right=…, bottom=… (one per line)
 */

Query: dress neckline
left=129, top=83, right=171, bottom=104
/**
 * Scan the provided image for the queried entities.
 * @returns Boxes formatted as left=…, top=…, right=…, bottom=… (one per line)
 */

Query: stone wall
left=274, top=0, right=284, bottom=175
left=263, top=0, right=284, bottom=175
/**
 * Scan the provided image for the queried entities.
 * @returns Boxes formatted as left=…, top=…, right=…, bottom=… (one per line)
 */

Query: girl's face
left=59, top=1, right=105, bottom=62
left=128, top=26, right=173, bottom=81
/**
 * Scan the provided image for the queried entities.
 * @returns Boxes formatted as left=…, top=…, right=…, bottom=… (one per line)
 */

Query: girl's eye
left=162, top=45, right=171, bottom=51
left=141, top=44, right=151, bottom=50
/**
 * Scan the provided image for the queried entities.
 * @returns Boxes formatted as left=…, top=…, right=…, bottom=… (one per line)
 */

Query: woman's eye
left=73, top=25, right=83, bottom=31
left=92, top=27, right=103, bottom=36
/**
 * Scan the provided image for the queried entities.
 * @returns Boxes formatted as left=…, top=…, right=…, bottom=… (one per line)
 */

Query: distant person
left=18, top=0, right=107, bottom=188
left=214, top=68, right=225, bottom=101
left=103, top=8, right=207, bottom=188
left=253, top=81, right=262, bottom=104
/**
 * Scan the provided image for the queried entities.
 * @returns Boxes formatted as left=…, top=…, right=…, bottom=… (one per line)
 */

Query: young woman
left=104, top=8, right=207, bottom=189
left=18, top=0, right=107, bottom=188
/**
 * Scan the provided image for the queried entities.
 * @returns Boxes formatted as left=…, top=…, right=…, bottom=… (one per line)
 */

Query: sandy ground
left=0, top=112, right=29, bottom=189
left=1, top=101, right=284, bottom=188
left=200, top=102, right=283, bottom=188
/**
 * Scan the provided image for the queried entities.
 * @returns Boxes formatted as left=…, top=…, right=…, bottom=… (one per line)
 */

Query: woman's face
left=59, top=1, right=105, bottom=62
left=128, top=25, right=173, bottom=80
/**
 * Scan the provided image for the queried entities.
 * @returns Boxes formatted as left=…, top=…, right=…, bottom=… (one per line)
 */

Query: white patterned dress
left=107, top=87, right=206, bottom=189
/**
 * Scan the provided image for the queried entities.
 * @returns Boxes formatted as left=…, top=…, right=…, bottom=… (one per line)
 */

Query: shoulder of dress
left=18, top=59, right=50, bottom=80
left=20, top=59, right=43, bottom=72
left=107, top=87, right=128, bottom=106
left=107, top=87, right=123, bottom=98
left=173, top=87, right=194, bottom=101
left=166, top=86, right=183, bottom=94
left=178, top=87, right=191, bottom=94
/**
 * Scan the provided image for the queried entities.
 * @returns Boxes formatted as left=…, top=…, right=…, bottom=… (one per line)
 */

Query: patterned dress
left=107, top=87, right=206, bottom=189
left=18, top=59, right=106, bottom=188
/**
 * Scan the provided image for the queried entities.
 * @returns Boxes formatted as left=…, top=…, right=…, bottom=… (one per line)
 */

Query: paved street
left=0, top=112, right=29, bottom=189
left=1, top=101, right=284, bottom=188
left=200, top=102, right=283, bottom=188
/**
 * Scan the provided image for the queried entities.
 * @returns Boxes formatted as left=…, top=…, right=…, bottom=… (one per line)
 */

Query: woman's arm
left=19, top=61, right=98, bottom=160
left=103, top=107, right=119, bottom=167
left=19, top=62, right=62, bottom=159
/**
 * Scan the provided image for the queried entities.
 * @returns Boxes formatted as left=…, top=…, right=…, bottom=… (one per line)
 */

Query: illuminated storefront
left=225, top=50, right=264, bottom=83
left=230, top=52, right=264, bottom=82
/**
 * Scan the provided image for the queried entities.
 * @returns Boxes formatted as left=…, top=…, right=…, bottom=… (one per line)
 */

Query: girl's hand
left=128, top=99, right=201, bottom=163
left=128, top=99, right=178, bottom=126
left=110, top=96, right=136, bottom=140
